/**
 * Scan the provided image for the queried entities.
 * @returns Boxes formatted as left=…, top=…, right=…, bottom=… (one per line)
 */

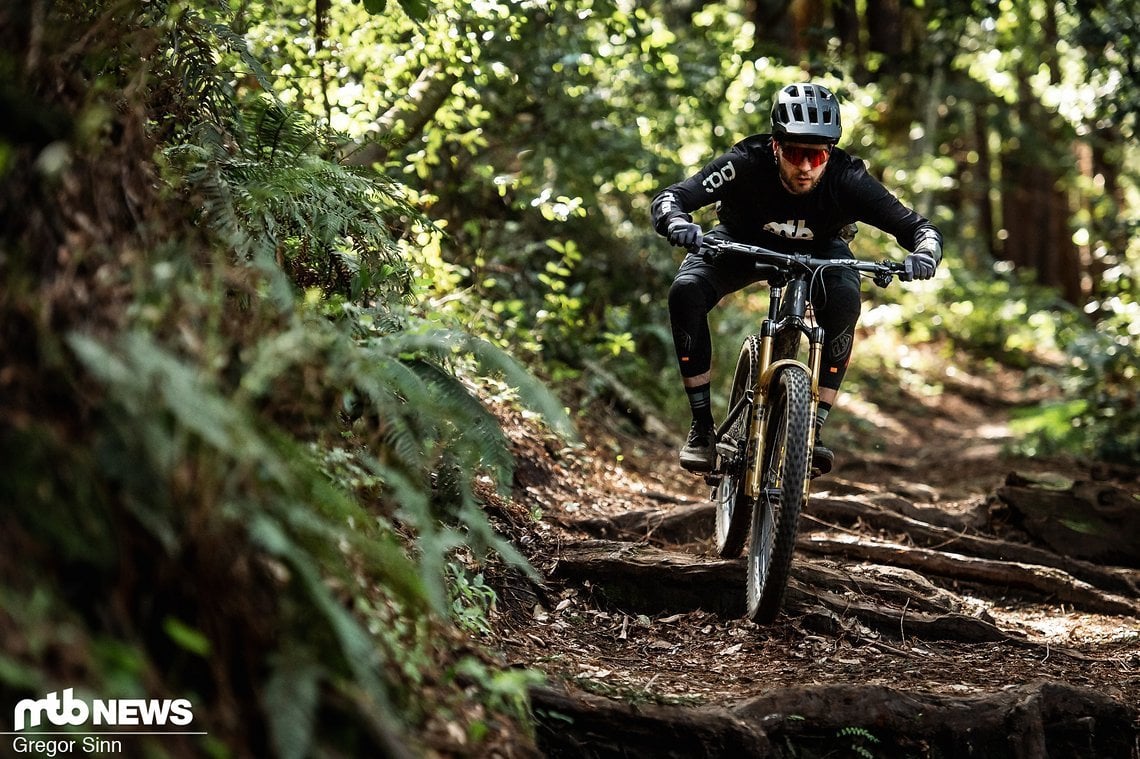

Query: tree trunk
left=749, top=0, right=826, bottom=59
left=972, top=96, right=998, bottom=262
left=865, top=0, right=902, bottom=73
left=998, top=60, right=1082, bottom=302
left=831, top=0, right=864, bottom=79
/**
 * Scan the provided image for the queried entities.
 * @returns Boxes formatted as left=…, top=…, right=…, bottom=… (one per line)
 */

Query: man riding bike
left=651, top=82, right=943, bottom=474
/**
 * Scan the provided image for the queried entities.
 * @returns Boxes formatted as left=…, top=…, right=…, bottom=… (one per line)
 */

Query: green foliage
left=1061, top=0, right=1139, bottom=140
left=836, top=725, right=881, bottom=759
left=849, top=257, right=1140, bottom=464
left=448, top=563, right=498, bottom=636
left=451, top=656, right=544, bottom=728
left=1, top=1, right=572, bottom=754
left=154, top=2, right=425, bottom=306
left=912, top=262, right=1139, bottom=464
left=58, top=322, right=425, bottom=745
left=1012, top=307, right=1140, bottom=463
left=361, top=0, right=433, bottom=22
left=165, top=97, right=416, bottom=304
left=895, top=264, right=1079, bottom=365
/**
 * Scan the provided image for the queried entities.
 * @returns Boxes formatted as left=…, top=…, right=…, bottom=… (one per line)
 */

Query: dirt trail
left=486, top=357, right=1140, bottom=757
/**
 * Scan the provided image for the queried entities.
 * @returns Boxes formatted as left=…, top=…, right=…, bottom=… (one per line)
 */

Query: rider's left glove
left=902, top=251, right=937, bottom=281
left=667, top=218, right=704, bottom=252
left=902, top=233, right=942, bottom=281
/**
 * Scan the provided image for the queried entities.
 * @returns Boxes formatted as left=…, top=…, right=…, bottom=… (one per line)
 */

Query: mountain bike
left=700, top=239, right=907, bottom=623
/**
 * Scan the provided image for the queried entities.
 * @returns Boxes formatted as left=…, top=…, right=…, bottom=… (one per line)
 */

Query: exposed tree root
left=553, top=540, right=1017, bottom=643
left=531, top=680, right=1136, bottom=758
left=735, top=679, right=1137, bottom=758
left=997, top=472, right=1140, bottom=567
left=806, top=494, right=1140, bottom=596
left=531, top=683, right=770, bottom=758
left=798, top=534, right=1140, bottom=617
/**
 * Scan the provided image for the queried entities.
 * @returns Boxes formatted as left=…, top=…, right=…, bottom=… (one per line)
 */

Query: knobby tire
left=714, top=335, right=759, bottom=559
left=746, top=365, right=812, bottom=623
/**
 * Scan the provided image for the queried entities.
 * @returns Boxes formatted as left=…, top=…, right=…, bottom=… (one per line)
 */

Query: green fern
left=60, top=324, right=471, bottom=756
left=837, top=725, right=881, bottom=759
left=229, top=309, right=570, bottom=611
left=157, top=7, right=419, bottom=303
left=168, top=123, right=416, bottom=302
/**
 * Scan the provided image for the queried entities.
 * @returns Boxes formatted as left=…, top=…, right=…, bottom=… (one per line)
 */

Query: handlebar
left=699, top=238, right=908, bottom=286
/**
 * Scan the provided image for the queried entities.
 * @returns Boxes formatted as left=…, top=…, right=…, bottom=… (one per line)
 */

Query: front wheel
left=746, top=365, right=812, bottom=623
left=713, top=336, right=759, bottom=559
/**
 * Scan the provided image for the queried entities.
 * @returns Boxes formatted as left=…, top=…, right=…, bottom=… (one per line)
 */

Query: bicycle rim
left=746, top=366, right=812, bottom=622
left=714, top=335, right=759, bottom=559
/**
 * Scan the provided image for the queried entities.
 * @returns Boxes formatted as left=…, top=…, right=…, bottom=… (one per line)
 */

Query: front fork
left=744, top=324, right=825, bottom=498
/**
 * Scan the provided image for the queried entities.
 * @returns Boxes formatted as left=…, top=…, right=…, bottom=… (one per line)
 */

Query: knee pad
left=668, top=273, right=718, bottom=315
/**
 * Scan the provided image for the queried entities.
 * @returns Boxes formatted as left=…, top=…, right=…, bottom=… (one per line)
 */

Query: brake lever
left=872, top=266, right=894, bottom=288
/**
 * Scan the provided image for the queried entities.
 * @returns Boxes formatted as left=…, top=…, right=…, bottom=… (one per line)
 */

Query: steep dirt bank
left=484, top=355, right=1139, bottom=757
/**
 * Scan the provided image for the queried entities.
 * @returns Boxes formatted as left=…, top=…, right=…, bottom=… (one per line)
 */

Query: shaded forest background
left=0, top=0, right=1136, bottom=756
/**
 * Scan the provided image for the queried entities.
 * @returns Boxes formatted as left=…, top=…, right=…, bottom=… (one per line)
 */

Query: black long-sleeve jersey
left=651, top=133, right=942, bottom=257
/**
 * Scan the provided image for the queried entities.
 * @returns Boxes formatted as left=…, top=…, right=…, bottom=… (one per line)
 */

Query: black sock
left=685, top=383, right=713, bottom=427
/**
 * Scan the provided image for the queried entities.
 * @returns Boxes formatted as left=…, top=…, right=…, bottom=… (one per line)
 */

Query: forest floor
left=483, top=344, right=1140, bottom=757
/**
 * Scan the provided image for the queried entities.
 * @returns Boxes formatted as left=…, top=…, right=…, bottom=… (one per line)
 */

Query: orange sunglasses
left=778, top=143, right=832, bottom=169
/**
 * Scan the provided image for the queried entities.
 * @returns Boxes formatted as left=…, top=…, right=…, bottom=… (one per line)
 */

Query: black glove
left=901, top=231, right=942, bottom=282
left=667, top=218, right=703, bottom=251
left=902, top=251, right=937, bottom=281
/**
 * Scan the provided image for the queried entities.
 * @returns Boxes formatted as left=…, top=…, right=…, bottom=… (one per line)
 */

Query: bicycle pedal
left=715, top=441, right=738, bottom=458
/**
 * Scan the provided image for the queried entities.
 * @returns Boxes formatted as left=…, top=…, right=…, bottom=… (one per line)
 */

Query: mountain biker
left=651, top=82, right=943, bottom=474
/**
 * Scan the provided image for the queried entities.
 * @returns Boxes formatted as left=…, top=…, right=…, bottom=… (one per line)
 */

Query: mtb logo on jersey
left=701, top=161, right=737, bottom=193
left=764, top=219, right=814, bottom=240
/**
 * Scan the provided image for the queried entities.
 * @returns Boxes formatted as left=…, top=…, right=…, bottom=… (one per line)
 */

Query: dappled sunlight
left=991, top=605, right=1140, bottom=648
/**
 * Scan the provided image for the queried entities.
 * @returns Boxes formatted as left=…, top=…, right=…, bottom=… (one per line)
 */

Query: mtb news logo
left=7, top=689, right=200, bottom=756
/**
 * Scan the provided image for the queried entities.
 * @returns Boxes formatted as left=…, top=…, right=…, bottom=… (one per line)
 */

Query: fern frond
left=380, top=326, right=576, bottom=442
left=157, top=10, right=422, bottom=302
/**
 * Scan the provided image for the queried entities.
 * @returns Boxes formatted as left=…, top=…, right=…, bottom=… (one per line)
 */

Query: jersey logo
left=701, top=161, right=737, bottom=193
left=764, top=219, right=814, bottom=240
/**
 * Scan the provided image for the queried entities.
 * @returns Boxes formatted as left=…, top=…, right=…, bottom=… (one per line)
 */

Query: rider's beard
left=778, top=163, right=825, bottom=195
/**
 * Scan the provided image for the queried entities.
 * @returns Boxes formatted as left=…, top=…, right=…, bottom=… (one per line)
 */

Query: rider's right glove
left=666, top=218, right=704, bottom=252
